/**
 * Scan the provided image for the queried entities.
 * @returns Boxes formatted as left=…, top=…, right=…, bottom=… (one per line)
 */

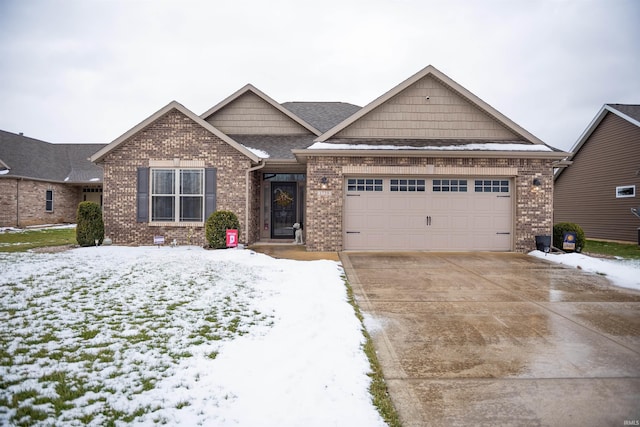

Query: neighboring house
left=0, top=130, right=105, bottom=227
left=554, top=104, right=640, bottom=243
left=90, top=65, right=567, bottom=252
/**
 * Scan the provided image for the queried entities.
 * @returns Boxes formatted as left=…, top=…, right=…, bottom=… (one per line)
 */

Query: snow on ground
left=0, top=246, right=386, bottom=427
left=530, top=250, right=640, bottom=291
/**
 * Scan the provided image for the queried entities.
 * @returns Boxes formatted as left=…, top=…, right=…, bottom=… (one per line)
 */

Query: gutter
left=292, top=148, right=569, bottom=163
left=245, top=160, right=266, bottom=244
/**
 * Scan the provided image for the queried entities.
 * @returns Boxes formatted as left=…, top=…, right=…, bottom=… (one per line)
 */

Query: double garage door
left=344, top=177, right=513, bottom=251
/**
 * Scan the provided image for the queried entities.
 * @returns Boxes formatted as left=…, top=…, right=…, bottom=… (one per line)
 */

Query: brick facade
left=0, top=178, right=81, bottom=227
left=98, top=109, right=254, bottom=246
left=305, top=155, right=555, bottom=252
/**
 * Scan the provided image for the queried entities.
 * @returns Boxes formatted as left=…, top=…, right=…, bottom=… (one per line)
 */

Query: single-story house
left=90, top=65, right=567, bottom=252
left=0, top=130, right=105, bottom=227
left=554, top=104, right=640, bottom=243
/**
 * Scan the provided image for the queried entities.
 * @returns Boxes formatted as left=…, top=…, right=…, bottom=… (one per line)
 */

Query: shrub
left=76, top=202, right=104, bottom=247
left=553, top=222, right=585, bottom=252
left=205, top=211, right=240, bottom=249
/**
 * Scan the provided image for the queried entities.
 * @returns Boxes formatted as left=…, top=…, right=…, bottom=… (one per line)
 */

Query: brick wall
left=305, top=156, right=555, bottom=252
left=99, top=109, right=254, bottom=246
left=0, top=178, right=81, bottom=227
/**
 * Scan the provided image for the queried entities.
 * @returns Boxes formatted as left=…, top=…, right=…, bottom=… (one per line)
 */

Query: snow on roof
left=243, top=146, right=271, bottom=159
left=308, top=142, right=553, bottom=152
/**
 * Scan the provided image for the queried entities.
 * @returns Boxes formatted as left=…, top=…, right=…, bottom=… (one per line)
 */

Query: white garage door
left=344, top=177, right=513, bottom=251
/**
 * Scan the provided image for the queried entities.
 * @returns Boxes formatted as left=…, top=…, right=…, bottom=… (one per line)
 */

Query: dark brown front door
left=271, top=182, right=297, bottom=239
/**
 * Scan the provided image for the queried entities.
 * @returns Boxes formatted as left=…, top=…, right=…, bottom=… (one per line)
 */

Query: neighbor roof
left=0, top=130, right=105, bottom=183
left=607, top=104, right=640, bottom=124
left=554, top=103, right=640, bottom=180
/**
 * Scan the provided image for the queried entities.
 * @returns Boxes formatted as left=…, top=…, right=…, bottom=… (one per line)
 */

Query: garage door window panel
left=433, top=179, right=467, bottom=192
left=347, top=178, right=383, bottom=192
left=475, top=180, right=509, bottom=193
left=390, top=179, right=425, bottom=192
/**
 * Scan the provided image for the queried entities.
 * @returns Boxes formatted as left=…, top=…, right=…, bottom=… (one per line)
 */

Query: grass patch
left=343, top=276, right=402, bottom=427
left=0, top=227, right=76, bottom=252
left=584, top=239, right=640, bottom=259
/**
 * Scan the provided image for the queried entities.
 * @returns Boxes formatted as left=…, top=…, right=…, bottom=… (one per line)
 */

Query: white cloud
left=0, top=0, right=638, bottom=150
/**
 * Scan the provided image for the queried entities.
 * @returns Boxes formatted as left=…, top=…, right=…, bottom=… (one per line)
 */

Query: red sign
left=226, top=229, right=238, bottom=248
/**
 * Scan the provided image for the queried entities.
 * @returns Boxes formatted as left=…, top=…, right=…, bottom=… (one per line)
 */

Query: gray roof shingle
left=282, top=102, right=361, bottom=133
left=230, top=135, right=316, bottom=160
left=0, top=130, right=106, bottom=183
left=607, top=104, right=640, bottom=123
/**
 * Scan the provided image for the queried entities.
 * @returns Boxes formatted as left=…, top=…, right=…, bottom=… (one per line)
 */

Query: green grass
left=0, top=227, right=76, bottom=252
left=584, top=239, right=640, bottom=259
left=343, top=276, right=402, bottom=427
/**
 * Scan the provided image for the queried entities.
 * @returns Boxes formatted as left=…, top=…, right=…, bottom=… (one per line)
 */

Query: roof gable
left=90, top=101, right=260, bottom=164
left=201, top=84, right=321, bottom=136
left=317, top=65, right=545, bottom=145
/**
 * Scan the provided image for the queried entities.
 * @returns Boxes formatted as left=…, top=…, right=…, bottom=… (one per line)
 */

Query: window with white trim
left=45, top=189, right=53, bottom=212
left=616, top=185, right=636, bottom=198
left=151, top=169, right=204, bottom=222
left=347, top=178, right=383, bottom=192
left=433, top=179, right=467, bottom=192
left=390, top=179, right=426, bottom=192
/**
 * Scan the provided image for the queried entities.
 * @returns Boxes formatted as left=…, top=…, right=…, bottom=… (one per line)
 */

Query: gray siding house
left=554, top=104, right=640, bottom=243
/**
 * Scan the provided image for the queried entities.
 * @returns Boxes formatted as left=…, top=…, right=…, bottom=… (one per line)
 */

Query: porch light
left=320, top=176, right=328, bottom=189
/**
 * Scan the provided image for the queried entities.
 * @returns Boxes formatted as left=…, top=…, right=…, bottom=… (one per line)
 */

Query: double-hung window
left=151, top=169, right=204, bottom=222
left=45, top=190, right=53, bottom=212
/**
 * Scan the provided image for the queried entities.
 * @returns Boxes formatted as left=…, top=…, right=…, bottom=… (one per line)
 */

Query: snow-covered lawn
left=0, top=246, right=386, bottom=426
left=530, top=250, right=640, bottom=291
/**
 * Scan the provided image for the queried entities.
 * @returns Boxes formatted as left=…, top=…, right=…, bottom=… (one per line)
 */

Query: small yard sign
left=562, top=232, right=576, bottom=251
left=226, top=229, right=238, bottom=248
left=154, top=235, right=165, bottom=246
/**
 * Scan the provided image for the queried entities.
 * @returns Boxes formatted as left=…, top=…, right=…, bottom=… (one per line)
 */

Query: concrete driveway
left=340, top=252, right=640, bottom=427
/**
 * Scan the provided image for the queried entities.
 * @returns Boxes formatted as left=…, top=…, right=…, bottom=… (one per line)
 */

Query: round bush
left=553, top=222, right=585, bottom=252
left=76, top=201, right=105, bottom=247
left=205, top=210, right=240, bottom=249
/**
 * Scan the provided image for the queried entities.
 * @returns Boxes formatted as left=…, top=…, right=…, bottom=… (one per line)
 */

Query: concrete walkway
left=340, top=252, right=640, bottom=427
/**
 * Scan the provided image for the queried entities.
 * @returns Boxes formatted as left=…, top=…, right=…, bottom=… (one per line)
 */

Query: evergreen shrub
left=205, top=210, right=240, bottom=249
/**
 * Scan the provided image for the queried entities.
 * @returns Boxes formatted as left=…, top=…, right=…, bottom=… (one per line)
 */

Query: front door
left=271, top=182, right=297, bottom=239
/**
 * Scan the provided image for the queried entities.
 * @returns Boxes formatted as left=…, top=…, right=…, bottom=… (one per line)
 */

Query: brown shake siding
left=305, top=156, right=554, bottom=252
left=0, top=178, right=81, bottom=227
left=98, top=109, right=253, bottom=246
left=554, top=113, right=640, bottom=242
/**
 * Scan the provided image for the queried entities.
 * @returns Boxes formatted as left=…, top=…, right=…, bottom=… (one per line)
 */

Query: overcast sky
left=0, top=0, right=638, bottom=151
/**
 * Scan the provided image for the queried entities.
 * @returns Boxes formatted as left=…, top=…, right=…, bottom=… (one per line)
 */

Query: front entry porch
left=260, top=172, right=306, bottom=241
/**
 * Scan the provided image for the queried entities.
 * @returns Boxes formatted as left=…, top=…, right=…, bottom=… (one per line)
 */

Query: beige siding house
left=91, top=65, right=567, bottom=251
left=554, top=104, right=640, bottom=243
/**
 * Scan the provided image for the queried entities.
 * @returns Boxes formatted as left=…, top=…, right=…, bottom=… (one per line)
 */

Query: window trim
left=150, top=168, right=205, bottom=223
left=616, top=185, right=636, bottom=199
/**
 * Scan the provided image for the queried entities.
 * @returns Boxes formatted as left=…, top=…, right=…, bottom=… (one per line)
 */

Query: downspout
left=16, top=178, right=20, bottom=227
left=245, top=160, right=266, bottom=244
